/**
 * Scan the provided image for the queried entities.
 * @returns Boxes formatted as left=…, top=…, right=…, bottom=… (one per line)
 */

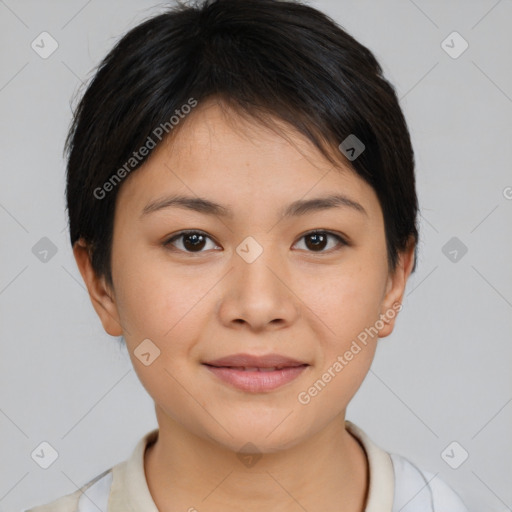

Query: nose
left=216, top=243, right=301, bottom=332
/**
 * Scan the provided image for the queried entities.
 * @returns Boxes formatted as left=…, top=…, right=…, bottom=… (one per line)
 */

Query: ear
left=378, top=237, right=416, bottom=338
left=73, top=238, right=124, bottom=337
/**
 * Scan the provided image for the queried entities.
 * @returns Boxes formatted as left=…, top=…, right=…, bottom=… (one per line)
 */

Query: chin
left=201, top=417, right=311, bottom=455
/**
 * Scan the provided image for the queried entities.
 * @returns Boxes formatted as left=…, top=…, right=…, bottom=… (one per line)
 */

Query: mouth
left=202, top=353, right=309, bottom=392
left=204, top=365, right=305, bottom=372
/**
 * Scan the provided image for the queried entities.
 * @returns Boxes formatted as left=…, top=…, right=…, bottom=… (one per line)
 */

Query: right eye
left=163, top=230, right=221, bottom=253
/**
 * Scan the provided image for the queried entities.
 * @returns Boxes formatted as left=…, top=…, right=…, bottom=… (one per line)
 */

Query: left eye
left=163, top=230, right=347, bottom=254
left=293, top=231, right=347, bottom=252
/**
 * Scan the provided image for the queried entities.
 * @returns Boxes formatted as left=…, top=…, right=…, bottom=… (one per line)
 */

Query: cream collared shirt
left=24, top=422, right=469, bottom=512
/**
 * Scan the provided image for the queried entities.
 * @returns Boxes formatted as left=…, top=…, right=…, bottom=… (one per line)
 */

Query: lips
left=202, top=353, right=309, bottom=392
left=203, top=353, right=308, bottom=370
left=214, top=366, right=286, bottom=372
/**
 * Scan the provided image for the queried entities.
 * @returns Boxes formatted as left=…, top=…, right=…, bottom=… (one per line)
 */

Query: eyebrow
left=140, top=193, right=367, bottom=219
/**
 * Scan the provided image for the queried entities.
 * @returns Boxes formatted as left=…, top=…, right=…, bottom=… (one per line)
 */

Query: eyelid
left=293, top=229, right=349, bottom=253
left=163, top=229, right=220, bottom=251
left=163, top=229, right=349, bottom=253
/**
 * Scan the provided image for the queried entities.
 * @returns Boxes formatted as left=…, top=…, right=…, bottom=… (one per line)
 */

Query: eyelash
left=162, top=229, right=349, bottom=255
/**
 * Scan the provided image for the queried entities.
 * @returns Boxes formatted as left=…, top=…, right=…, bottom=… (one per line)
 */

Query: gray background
left=1, top=1, right=511, bottom=511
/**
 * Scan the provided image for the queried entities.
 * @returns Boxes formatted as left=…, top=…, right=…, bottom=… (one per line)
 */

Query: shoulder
left=23, top=468, right=113, bottom=512
left=390, top=453, right=469, bottom=512
left=22, top=490, right=82, bottom=512
left=23, top=428, right=158, bottom=512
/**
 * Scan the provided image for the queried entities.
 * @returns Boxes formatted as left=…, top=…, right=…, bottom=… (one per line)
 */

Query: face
left=75, top=99, right=414, bottom=454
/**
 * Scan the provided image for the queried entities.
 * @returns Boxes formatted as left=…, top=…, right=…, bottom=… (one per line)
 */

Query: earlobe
left=378, top=238, right=416, bottom=338
left=72, top=239, right=124, bottom=337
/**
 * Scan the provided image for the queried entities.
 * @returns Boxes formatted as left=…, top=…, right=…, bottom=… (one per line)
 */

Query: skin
left=74, top=98, right=415, bottom=512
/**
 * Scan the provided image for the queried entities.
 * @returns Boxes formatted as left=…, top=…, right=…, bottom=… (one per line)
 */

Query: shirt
left=23, top=421, right=469, bottom=512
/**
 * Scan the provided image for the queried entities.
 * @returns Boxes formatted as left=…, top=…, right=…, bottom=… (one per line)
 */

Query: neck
left=144, top=409, right=369, bottom=512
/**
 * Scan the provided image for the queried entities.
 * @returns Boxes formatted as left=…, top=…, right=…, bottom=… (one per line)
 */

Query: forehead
left=115, top=100, right=382, bottom=221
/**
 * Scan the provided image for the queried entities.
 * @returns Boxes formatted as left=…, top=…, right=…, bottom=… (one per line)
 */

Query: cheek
left=293, top=265, right=382, bottom=418
left=113, top=251, right=225, bottom=371
left=297, top=259, right=386, bottom=343
left=121, top=278, right=197, bottom=345
left=113, top=260, right=206, bottom=403
left=112, top=247, right=192, bottom=342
